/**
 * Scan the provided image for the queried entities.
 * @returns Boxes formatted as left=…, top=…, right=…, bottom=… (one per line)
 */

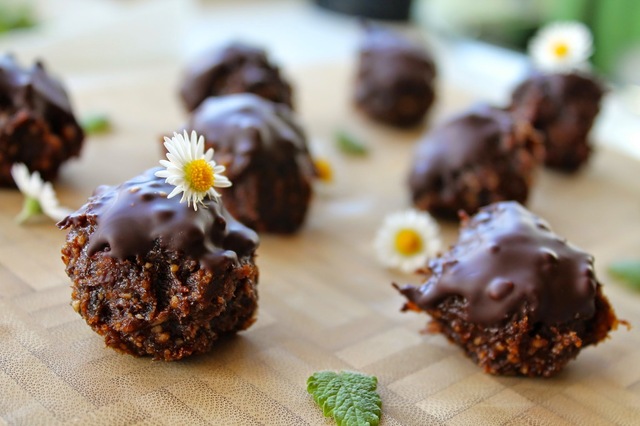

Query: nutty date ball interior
left=396, top=201, right=619, bottom=377
left=58, top=168, right=259, bottom=361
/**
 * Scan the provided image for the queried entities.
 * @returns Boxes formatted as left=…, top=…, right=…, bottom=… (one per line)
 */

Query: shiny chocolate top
left=0, top=54, right=81, bottom=130
left=186, top=93, right=314, bottom=180
left=180, top=41, right=292, bottom=112
left=409, top=105, right=535, bottom=194
left=398, top=202, right=598, bottom=325
left=58, top=168, right=258, bottom=270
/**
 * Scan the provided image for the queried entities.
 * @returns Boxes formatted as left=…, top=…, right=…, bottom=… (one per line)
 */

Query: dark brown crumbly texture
left=354, top=24, right=436, bottom=128
left=408, top=105, right=542, bottom=219
left=186, top=93, right=315, bottom=234
left=59, top=169, right=259, bottom=361
left=396, top=202, right=619, bottom=377
left=180, top=41, right=293, bottom=112
left=0, top=54, right=84, bottom=186
left=510, top=72, right=604, bottom=172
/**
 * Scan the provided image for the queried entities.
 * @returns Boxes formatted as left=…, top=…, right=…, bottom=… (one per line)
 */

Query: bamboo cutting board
left=1, top=63, right=640, bottom=425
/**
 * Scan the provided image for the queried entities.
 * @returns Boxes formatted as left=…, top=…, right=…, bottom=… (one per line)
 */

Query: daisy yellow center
left=552, top=41, right=570, bottom=59
left=184, top=159, right=214, bottom=193
left=314, top=158, right=333, bottom=182
left=395, top=229, right=422, bottom=256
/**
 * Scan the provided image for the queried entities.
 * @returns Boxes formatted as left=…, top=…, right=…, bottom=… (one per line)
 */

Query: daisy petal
left=528, top=21, right=593, bottom=73
left=156, top=130, right=233, bottom=209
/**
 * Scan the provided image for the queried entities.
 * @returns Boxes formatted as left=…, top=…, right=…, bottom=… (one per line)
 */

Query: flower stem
left=15, top=197, right=43, bottom=224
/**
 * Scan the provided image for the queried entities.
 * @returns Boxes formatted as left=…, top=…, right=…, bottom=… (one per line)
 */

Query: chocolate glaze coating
left=186, top=93, right=315, bottom=233
left=510, top=72, right=604, bottom=172
left=60, top=168, right=258, bottom=270
left=0, top=54, right=84, bottom=186
left=396, top=202, right=618, bottom=376
left=409, top=105, right=542, bottom=219
left=180, top=42, right=293, bottom=112
left=354, top=25, right=436, bottom=127
left=58, top=169, right=259, bottom=360
left=399, top=202, right=596, bottom=325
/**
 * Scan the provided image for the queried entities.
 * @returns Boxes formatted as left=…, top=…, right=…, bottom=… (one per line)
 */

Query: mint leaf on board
left=81, top=113, right=112, bottom=135
left=608, top=259, right=640, bottom=291
left=336, top=130, right=368, bottom=156
left=307, top=371, right=381, bottom=426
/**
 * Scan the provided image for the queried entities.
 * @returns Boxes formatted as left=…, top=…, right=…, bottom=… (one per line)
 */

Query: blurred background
left=2, top=0, right=640, bottom=157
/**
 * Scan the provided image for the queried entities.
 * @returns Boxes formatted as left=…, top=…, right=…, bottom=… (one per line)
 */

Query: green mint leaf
left=336, top=130, right=368, bottom=156
left=608, top=260, right=640, bottom=291
left=307, top=371, right=381, bottom=426
left=81, top=113, right=112, bottom=135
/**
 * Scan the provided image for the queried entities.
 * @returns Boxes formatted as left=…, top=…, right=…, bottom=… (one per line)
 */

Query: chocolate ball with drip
left=0, top=54, right=84, bottom=186
left=180, top=41, right=293, bottom=112
left=509, top=71, right=604, bottom=172
left=185, top=93, right=315, bottom=234
left=58, top=168, right=259, bottom=361
left=396, top=201, right=619, bottom=377
left=354, top=24, right=437, bottom=127
left=408, top=104, right=543, bottom=219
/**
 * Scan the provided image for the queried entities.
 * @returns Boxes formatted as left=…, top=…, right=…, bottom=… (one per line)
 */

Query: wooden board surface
left=1, top=63, right=640, bottom=425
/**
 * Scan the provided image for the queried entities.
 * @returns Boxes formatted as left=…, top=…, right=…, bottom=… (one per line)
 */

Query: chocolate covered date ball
left=409, top=105, right=542, bottom=219
left=58, top=168, right=259, bottom=361
left=186, top=93, right=315, bottom=234
left=0, top=54, right=84, bottom=186
left=396, top=202, right=619, bottom=377
left=510, top=72, right=604, bottom=172
left=180, top=41, right=293, bottom=112
left=354, top=24, right=436, bottom=128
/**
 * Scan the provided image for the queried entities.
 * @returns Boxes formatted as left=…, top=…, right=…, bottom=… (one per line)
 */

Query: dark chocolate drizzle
left=58, top=168, right=258, bottom=271
left=186, top=93, right=314, bottom=180
left=179, top=41, right=292, bottom=112
left=398, top=202, right=597, bottom=325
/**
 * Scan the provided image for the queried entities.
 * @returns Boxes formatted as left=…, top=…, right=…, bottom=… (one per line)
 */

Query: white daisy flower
left=155, top=130, right=231, bottom=211
left=374, top=209, right=442, bottom=274
left=529, top=21, right=593, bottom=73
left=11, top=163, right=72, bottom=224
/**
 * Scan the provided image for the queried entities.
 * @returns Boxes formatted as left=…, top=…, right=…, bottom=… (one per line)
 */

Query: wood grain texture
left=1, top=63, right=640, bottom=425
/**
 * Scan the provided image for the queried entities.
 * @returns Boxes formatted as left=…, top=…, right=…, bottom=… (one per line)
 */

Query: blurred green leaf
left=608, top=259, right=640, bottom=291
left=336, top=130, right=368, bottom=156
left=0, top=5, right=36, bottom=34
left=81, top=113, right=112, bottom=135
